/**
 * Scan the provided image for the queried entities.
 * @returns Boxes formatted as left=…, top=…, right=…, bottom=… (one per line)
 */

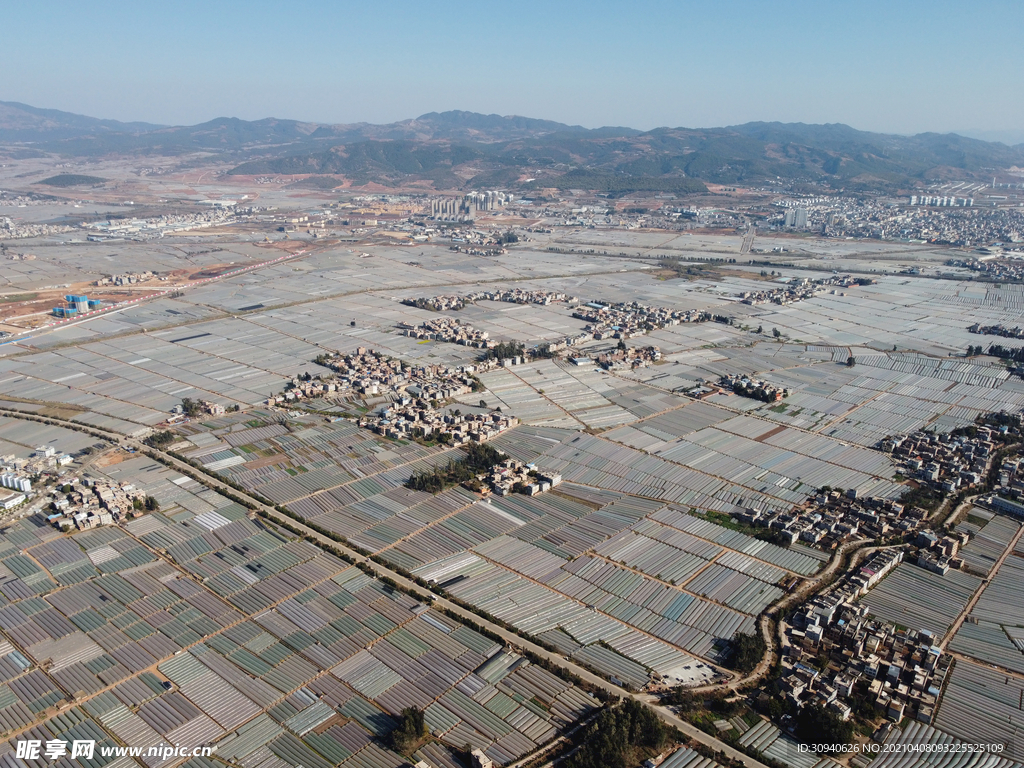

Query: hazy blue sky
left=4, top=0, right=1022, bottom=138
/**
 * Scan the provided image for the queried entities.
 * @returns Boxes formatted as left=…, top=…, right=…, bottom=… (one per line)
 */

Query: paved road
left=687, top=537, right=871, bottom=695
left=147, top=443, right=773, bottom=768
left=0, top=410, right=769, bottom=768
left=941, top=521, right=1024, bottom=649
left=741, top=223, right=756, bottom=254
left=7, top=246, right=318, bottom=348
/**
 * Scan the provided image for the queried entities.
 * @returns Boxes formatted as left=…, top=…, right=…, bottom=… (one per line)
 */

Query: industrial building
left=52, top=294, right=102, bottom=318
left=987, top=494, right=1024, bottom=518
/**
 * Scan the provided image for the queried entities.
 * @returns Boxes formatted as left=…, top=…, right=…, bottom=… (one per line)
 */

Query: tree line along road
left=7, top=409, right=773, bottom=768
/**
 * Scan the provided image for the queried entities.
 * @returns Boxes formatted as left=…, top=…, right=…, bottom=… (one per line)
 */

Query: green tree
left=406, top=443, right=506, bottom=493
left=772, top=327, right=781, bottom=338
left=846, top=355, right=856, bottom=367
left=795, top=704, right=854, bottom=748
left=388, top=707, right=427, bottom=754
left=145, top=430, right=176, bottom=448
left=565, top=700, right=669, bottom=768
left=144, top=495, right=159, bottom=511
left=180, top=398, right=203, bottom=417
left=728, top=632, right=766, bottom=673
left=484, top=341, right=526, bottom=361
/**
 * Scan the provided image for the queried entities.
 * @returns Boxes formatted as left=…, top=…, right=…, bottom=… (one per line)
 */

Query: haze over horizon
left=5, top=3, right=1024, bottom=764
left=4, top=0, right=1023, bottom=143
left=6, top=98, right=1024, bottom=149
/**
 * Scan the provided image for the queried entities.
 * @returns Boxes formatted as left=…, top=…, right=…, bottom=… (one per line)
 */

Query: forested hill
left=3, top=100, right=1023, bottom=193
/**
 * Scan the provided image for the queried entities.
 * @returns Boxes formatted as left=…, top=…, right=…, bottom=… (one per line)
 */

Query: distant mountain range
left=3, top=100, right=1023, bottom=195
left=0, top=101, right=165, bottom=142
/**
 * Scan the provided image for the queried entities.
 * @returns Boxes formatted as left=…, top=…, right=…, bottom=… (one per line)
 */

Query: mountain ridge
left=3, top=100, right=1023, bottom=194
left=0, top=100, right=165, bottom=142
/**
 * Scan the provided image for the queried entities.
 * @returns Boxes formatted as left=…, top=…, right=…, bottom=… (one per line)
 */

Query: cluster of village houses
left=398, top=317, right=494, bottom=348
left=880, top=426, right=1003, bottom=494
left=403, top=295, right=469, bottom=312
left=94, top=271, right=159, bottom=286
left=718, top=373, right=788, bottom=402
left=749, top=413, right=1024, bottom=734
left=0, top=446, right=75, bottom=510
left=404, top=287, right=576, bottom=312
left=394, top=295, right=720, bottom=367
left=317, top=349, right=410, bottom=393
left=264, top=348, right=523, bottom=443
left=949, top=256, right=1024, bottom=283
left=996, top=452, right=1023, bottom=498
left=170, top=400, right=229, bottom=420
left=738, top=274, right=869, bottom=306
left=47, top=478, right=148, bottom=530
left=595, top=346, right=662, bottom=370
left=359, top=405, right=518, bottom=444
left=404, top=293, right=711, bottom=350
left=739, top=490, right=925, bottom=548
left=460, top=288, right=575, bottom=306
left=912, top=527, right=975, bottom=575
left=448, top=243, right=508, bottom=257
left=276, top=349, right=462, bottom=399
left=483, top=458, right=562, bottom=497
left=571, top=301, right=712, bottom=340
left=781, top=549, right=951, bottom=730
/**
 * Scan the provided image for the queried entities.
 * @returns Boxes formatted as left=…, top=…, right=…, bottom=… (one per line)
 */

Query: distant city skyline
left=4, top=0, right=1023, bottom=142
